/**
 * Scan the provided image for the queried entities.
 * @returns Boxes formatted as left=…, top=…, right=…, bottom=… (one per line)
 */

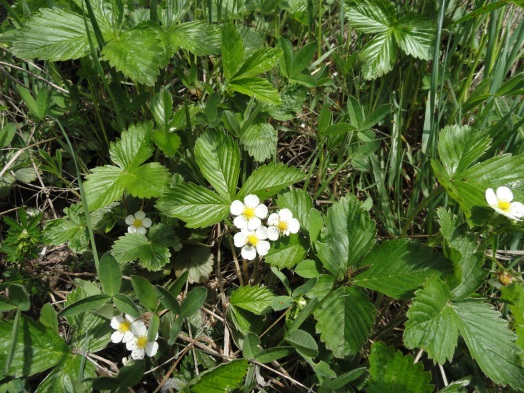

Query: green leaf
left=353, top=239, right=452, bottom=299
left=99, top=253, right=121, bottom=296
left=285, top=329, right=318, bottom=358
left=156, top=182, right=230, bottom=228
left=10, top=8, right=96, bottom=60
left=345, top=0, right=393, bottom=34
left=237, top=162, right=305, bottom=201
left=123, top=163, right=170, bottom=199
left=315, top=194, right=376, bottom=279
left=254, top=347, right=295, bottom=363
left=131, top=275, right=158, bottom=312
left=43, top=218, right=89, bottom=254
left=0, top=315, right=72, bottom=377
left=501, top=283, right=524, bottom=351
left=157, top=286, right=181, bottom=314
left=222, top=20, right=245, bottom=81
left=112, top=232, right=171, bottom=271
left=314, top=286, right=375, bottom=358
left=57, top=294, right=111, bottom=318
left=0, top=295, right=17, bottom=312
left=264, top=234, right=308, bottom=269
left=109, top=122, right=154, bottom=170
left=188, top=359, right=249, bottom=393
left=113, top=294, right=140, bottom=318
left=151, top=88, right=173, bottom=132
left=393, top=14, right=435, bottom=60
left=229, top=77, right=281, bottom=104
left=118, top=357, right=146, bottom=388
left=359, top=31, right=396, bottom=80
left=8, top=284, right=30, bottom=311
left=39, top=303, right=58, bottom=333
left=276, top=188, right=313, bottom=232
left=233, top=47, right=283, bottom=80
left=84, top=165, right=125, bottom=211
left=167, top=21, right=221, bottom=56
left=16, top=85, right=42, bottom=120
left=174, top=246, right=214, bottom=284
left=437, top=209, right=487, bottom=300
left=194, top=130, right=240, bottom=200
left=367, top=342, right=433, bottom=393
left=0, top=123, right=17, bottom=148
left=240, top=122, right=277, bottom=162
left=404, top=277, right=459, bottom=364
left=180, top=287, right=207, bottom=319
left=153, top=130, right=181, bottom=156
left=230, top=285, right=275, bottom=315
left=101, top=24, right=164, bottom=86
left=36, top=354, right=96, bottom=393
left=294, top=259, right=322, bottom=278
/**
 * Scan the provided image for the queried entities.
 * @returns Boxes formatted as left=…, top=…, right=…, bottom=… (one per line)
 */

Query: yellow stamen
left=118, top=321, right=131, bottom=333
left=247, top=235, right=259, bottom=246
left=243, top=208, right=255, bottom=219
left=136, top=335, right=148, bottom=349
left=278, top=221, right=288, bottom=232
left=133, top=219, right=143, bottom=227
left=498, top=200, right=511, bottom=212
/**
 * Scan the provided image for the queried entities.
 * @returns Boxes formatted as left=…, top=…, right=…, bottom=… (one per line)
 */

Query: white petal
left=124, top=314, right=136, bottom=322
left=241, top=246, right=257, bottom=260
left=131, top=348, right=145, bottom=360
left=233, top=215, right=248, bottom=229
left=122, top=330, right=135, bottom=343
left=267, top=226, right=280, bottom=241
left=485, top=188, right=497, bottom=205
left=137, top=226, right=147, bottom=235
left=254, top=204, right=268, bottom=219
left=134, top=211, right=146, bottom=220
left=126, top=339, right=138, bottom=350
left=492, top=207, right=517, bottom=220
left=255, top=226, right=268, bottom=239
left=256, top=241, right=270, bottom=256
left=230, top=200, right=245, bottom=215
left=111, top=331, right=124, bottom=343
left=496, top=186, right=513, bottom=202
left=510, top=202, right=524, bottom=218
left=267, top=213, right=279, bottom=226
left=244, top=194, right=260, bottom=208
left=288, top=218, right=300, bottom=234
left=111, top=315, right=124, bottom=329
left=132, top=323, right=147, bottom=336
left=125, top=215, right=135, bottom=225
left=278, top=209, right=293, bottom=221
left=234, top=232, right=247, bottom=247
left=247, top=217, right=262, bottom=230
left=128, top=226, right=137, bottom=233
left=145, top=341, right=159, bottom=357
left=142, top=217, right=152, bottom=228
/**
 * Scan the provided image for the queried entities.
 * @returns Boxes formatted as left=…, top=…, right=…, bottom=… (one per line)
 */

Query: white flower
left=230, top=194, right=268, bottom=230
left=486, top=187, right=524, bottom=221
left=125, top=211, right=152, bottom=234
left=233, top=226, right=271, bottom=260
left=126, top=324, right=159, bottom=360
left=122, top=356, right=134, bottom=366
left=110, top=314, right=146, bottom=344
left=266, top=209, right=300, bottom=240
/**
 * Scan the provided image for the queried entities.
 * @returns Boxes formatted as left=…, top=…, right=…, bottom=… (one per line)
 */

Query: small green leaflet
left=230, top=285, right=276, bottom=315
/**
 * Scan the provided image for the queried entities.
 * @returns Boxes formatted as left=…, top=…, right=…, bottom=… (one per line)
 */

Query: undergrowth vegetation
left=0, top=0, right=524, bottom=391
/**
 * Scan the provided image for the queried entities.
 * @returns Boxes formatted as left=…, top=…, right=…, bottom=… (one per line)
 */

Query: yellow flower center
left=133, top=219, right=143, bottom=227
left=498, top=200, right=511, bottom=212
left=243, top=208, right=255, bottom=219
left=136, top=335, right=148, bottom=349
left=278, top=221, right=288, bottom=232
left=247, top=235, right=259, bottom=246
left=118, top=320, right=131, bottom=333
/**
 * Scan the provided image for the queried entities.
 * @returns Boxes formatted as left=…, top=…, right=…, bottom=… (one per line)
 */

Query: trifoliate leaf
left=240, top=122, right=277, bottom=162
left=156, top=182, right=230, bottom=228
left=353, top=239, right=452, bottom=299
left=314, top=286, right=375, bottom=358
left=174, top=246, right=214, bottom=284
left=230, top=285, right=276, bottom=315
left=167, top=21, right=221, bottom=56
left=367, top=342, right=433, bottom=393
left=315, top=194, right=376, bottom=279
left=111, top=232, right=171, bottom=271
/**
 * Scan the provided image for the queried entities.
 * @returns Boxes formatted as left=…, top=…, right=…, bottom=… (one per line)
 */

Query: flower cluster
left=110, top=314, right=159, bottom=361
left=230, top=194, right=300, bottom=260
left=486, top=186, right=524, bottom=221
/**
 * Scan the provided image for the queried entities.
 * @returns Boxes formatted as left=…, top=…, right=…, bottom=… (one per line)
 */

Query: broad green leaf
left=285, top=329, right=318, bottom=358
left=109, top=122, right=154, bottom=170
left=118, top=356, right=146, bottom=387
left=111, top=232, right=171, bottom=271
left=153, top=130, right=181, bottom=156
left=353, top=239, right=452, bottom=299
left=57, top=294, right=111, bottom=317
left=131, top=275, right=158, bottom=312
left=167, top=21, right=221, bottom=56
left=113, top=294, right=140, bottom=318
left=367, top=342, right=433, bottom=393
left=0, top=123, right=16, bottom=148
left=180, top=287, right=207, bottom=319
left=222, top=20, right=245, bottom=81
left=237, top=162, right=305, bottom=201
left=122, top=163, right=170, bottom=199
left=101, top=24, right=164, bottom=86
left=189, top=359, right=249, bottom=393
left=99, top=253, right=121, bottom=296
left=156, top=182, right=230, bottom=228
left=345, top=0, right=394, bottom=33
left=264, top=234, right=308, bottom=269
left=291, top=42, right=317, bottom=77
left=8, top=284, right=30, bottom=311
left=10, top=8, right=96, bottom=60
left=194, top=130, right=240, bottom=200
left=233, top=47, right=283, bottom=80
left=276, top=188, right=313, bottom=232
left=294, top=259, right=322, bottom=278
left=84, top=165, right=126, bottom=211
left=265, top=84, right=308, bottom=121
left=0, top=315, right=72, bottom=377
left=36, top=354, right=96, bottom=393
left=314, top=286, right=375, bottom=358
left=242, top=333, right=261, bottom=359
left=254, top=347, right=295, bottom=363
left=230, top=285, right=275, bottom=315
left=43, top=218, right=89, bottom=254
left=437, top=209, right=487, bottom=300
left=39, top=303, right=58, bottom=333
left=359, top=31, right=396, bottom=80
left=501, top=283, right=524, bottom=350
left=229, top=306, right=263, bottom=336
left=229, top=77, right=281, bottom=104
left=0, top=295, right=17, bottom=312
left=174, top=246, right=214, bottom=284
left=393, top=14, right=435, bottom=60
left=157, top=286, right=181, bottom=314
left=16, top=86, right=42, bottom=120
left=361, top=104, right=390, bottom=131
left=315, top=194, right=376, bottom=279
left=151, top=88, right=173, bottom=131
left=240, top=122, right=277, bottom=162
left=404, top=277, right=459, bottom=364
